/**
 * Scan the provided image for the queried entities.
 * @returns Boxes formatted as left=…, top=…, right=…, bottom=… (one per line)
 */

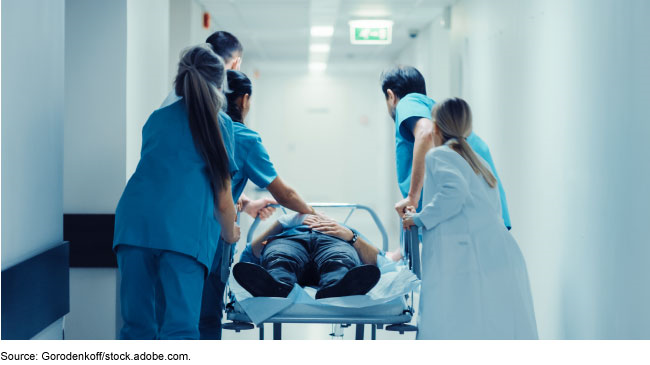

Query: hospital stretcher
left=221, top=203, right=422, bottom=340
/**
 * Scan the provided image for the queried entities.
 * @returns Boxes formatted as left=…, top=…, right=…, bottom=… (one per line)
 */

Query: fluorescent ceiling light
left=349, top=20, right=393, bottom=28
left=311, top=26, right=334, bottom=37
left=309, top=52, right=329, bottom=63
left=352, top=8, right=391, bottom=18
left=309, top=44, right=331, bottom=53
left=309, top=62, right=327, bottom=72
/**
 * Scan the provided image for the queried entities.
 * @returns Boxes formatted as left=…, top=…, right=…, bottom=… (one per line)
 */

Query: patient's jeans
left=261, top=232, right=362, bottom=288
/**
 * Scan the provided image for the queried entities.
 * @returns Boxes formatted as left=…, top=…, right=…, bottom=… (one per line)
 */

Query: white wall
left=395, top=18, right=451, bottom=103
left=64, top=0, right=127, bottom=340
left=168, top=0, right=212, bottom=87
left=397, top=0, right=650, bottom=339
left=188, top=1, right=212, bottom=56
left=126, top=0, right=170, bottom=178
left=396, top=25, right=432, bottom=90
left=1, top=0, right=65, bottom=269
left=64, top=0, right=128, bottom=214
left=64, top=0, right=171, bottom=340
left=1, top=0, right=66, bottom=339
left=234, top=63, right=401, bottom=252
left=67, top=269, right=119, bottom=340
left=168, top=0, right=193, bottom=85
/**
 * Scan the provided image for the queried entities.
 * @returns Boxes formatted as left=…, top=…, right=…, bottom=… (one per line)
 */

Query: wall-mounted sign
left=349, top=20, right=393, bottom=45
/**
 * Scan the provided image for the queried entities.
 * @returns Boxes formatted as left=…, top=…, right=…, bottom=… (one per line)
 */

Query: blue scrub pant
left=116, top=244, right=205, bottom=340
left=197, top=239, right=231, bottom=340
left=261, top=232, right=361, bottom=288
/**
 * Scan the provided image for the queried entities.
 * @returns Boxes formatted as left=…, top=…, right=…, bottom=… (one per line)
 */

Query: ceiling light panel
left=309, top=43, right=331, bottom=53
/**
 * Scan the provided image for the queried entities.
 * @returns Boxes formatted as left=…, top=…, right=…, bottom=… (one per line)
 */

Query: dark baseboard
left=64, top=214, right=117, bottom=268
left=1, top=242, right=70, bottom=340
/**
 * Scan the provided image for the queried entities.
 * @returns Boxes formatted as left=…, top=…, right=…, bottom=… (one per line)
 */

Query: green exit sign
left=349, top=20, right=393, bottom=45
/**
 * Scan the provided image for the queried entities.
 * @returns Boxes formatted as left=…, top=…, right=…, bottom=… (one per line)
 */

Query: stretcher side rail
left=227, top=311, right=412, bottom=325
left=405, top=228, right=421, bottom=280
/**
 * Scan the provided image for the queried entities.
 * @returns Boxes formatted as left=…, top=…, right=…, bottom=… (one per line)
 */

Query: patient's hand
left=311, top=211, right=331, bottom=220
left=252, top=240, right=266, bottom=258
left=304, top=215, right=354, bottom=242
left=303, top=215, right=323, bottom=228
left=385, top=248, right=403, bottom=262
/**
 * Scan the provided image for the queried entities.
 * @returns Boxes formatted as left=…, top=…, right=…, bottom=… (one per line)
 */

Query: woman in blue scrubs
left=113, top=45, right=240, bottom=340
left=198, top=70, right=316, bottom=339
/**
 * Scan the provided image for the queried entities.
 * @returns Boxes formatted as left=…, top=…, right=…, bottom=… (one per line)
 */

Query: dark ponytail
left=225, top=70, right=252, bottom=123
left=174, top=44, right=230, bottom=197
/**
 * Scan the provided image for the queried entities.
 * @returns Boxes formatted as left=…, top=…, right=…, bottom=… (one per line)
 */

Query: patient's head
left=379, top=65, right=427, bottom=119
left=225, top=70, right=252, bottom=123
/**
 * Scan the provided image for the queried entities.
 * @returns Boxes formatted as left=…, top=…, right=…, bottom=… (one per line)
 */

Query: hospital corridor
left=2, top=0, right=650, bottom=347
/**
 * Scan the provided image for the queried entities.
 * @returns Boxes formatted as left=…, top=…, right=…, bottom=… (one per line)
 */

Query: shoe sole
left=232, top=262, right=293, bottom=298
left=315, top=265, right=381, bottom=299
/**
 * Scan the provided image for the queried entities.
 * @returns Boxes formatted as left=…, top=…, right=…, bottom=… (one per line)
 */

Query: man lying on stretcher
left=233, top=213, right=388, bottom=299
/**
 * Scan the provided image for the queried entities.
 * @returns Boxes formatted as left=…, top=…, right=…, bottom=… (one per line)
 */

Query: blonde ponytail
left=433, top=98, right=497, bottom=188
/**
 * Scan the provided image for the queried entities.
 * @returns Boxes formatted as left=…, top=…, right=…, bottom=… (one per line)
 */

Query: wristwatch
left=347, top=231, right=358, bottom=245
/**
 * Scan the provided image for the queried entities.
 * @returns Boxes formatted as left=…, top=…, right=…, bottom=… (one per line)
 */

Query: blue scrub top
left=466, top=133, right=511, bottom=228
left=394, top=93, right=511, bottom=228
left=161, top=90, right=238, bottom=176
left=214, top=122, right=278, bottom=273
left=394, top=93, right=435, bottom=209
left=219, top=110, right=239, bottom=177
left=113, top=100, right=236, bottom=269
left=230, top=122, right=278, bottom=202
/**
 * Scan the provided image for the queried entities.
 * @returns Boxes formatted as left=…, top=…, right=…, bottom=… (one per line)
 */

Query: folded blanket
left=229, top=262, right=420, bottom=325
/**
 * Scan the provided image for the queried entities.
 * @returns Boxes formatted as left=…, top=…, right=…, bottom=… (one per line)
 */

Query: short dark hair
left=380, top=65, right=426, bottom=99
left=205, top=31, right=243, bottom=63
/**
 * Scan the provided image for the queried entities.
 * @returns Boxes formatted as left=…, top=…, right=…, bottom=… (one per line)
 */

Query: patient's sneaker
left=233, top=262, right=293, bottom=298
left=315, top=265, right=381, bottom=299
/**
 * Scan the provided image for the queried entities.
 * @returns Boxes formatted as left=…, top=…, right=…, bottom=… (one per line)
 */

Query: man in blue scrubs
left=160, top=32, right=243, bottom=178
left=161, top=31, right=275, bottom=219
left=380, top=65, right=511, bottom=228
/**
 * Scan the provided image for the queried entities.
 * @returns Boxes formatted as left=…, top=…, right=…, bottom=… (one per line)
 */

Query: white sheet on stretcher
left=229, top=262, right=421, bottom=325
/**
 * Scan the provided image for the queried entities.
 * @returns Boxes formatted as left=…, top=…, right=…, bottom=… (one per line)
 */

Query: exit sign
left=349, top=20, right=393, bottom=45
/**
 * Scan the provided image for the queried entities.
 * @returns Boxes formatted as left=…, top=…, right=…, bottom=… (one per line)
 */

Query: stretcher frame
left=222, top=203, right=421, bottom=340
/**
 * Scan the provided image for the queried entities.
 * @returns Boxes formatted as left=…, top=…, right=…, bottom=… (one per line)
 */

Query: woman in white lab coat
left=402, top=98, right=538, bottom=340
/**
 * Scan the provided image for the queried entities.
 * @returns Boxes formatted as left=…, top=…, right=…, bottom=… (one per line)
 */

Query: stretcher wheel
left=385, top=324, right=417, bottom=335
left=222, top=321, right=255, bottom=332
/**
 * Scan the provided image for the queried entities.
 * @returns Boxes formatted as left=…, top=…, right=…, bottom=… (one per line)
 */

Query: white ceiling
left=202, top=0, right=453, bottom=64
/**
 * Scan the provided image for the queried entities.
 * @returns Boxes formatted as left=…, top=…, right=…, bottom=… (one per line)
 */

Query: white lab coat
left=415, top=144, right=538, bottom=340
